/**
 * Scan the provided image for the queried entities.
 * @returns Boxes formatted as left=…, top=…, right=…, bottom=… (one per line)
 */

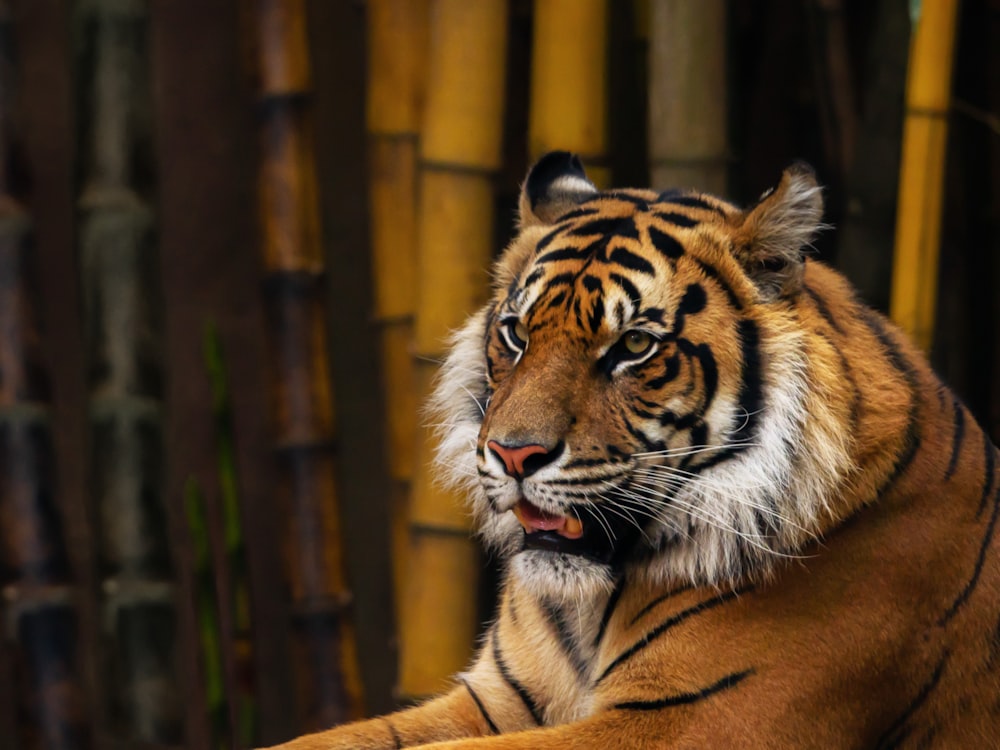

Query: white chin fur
left=511, top=550, right=616, bottom=603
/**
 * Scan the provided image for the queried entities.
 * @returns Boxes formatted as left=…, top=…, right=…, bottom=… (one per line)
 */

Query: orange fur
left=265, top=153, right=1000, bottom=749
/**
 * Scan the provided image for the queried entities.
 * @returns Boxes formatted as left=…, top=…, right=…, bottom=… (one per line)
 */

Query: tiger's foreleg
left=261, top=649, right=545, bottom=750
left=404, top=712, right=678, bottom=750
left=257, top=686, right=488, bottom=749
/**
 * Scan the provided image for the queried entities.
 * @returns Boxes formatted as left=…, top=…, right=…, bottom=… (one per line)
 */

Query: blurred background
left=0, top=0, right=997, bottom=748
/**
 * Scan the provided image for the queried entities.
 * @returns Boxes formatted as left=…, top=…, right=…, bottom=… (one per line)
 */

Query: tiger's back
left=267, top=153, right=1000, bottom=749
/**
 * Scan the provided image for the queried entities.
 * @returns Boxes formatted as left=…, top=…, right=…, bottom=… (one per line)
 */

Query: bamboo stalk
left=203, top=323, right=258, bottom=746
left=0, top=9, right=93, bottom=748
left=889, top=0, right=960, bottom=352
left=73, top=0, right=183, bottom=742
left=529, top=0, right=610, bottom=186
left=833, top=0, right=909, bottom=312
left=804, top=0, right=858, bottom=187
left=400, top=0, right=508, bottom=700
left=647, top=0, right=728, bottom=193
left=366, top=0, right=429, bottom=630
left=246, top=0, right=365, bottom=731
left=183, top=478, right=229, bottom=750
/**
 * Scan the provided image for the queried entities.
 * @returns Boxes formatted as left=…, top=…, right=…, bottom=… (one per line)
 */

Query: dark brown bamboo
left=72, top=0, right=182, bottom=743
left=246, top=0, right=365, bottom=731
left=834, top=0, right=909, bottom=311
left=0, top=5, right=92, bottom=748
left=804, top=0, right=858, bottom=189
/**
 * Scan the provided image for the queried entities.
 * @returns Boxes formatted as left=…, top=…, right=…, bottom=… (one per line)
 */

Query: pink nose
left=486, top=440, right=556, bottom=479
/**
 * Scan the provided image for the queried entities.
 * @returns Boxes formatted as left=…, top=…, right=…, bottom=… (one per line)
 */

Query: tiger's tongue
left=513, top=499, right=584, bottom=539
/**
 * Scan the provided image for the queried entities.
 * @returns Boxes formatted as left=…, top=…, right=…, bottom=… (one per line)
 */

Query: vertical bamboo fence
left=73, top=0, right=182, bottom=743
left=365, top=0, right=429, bottom=630
left=246, top=0, right=365, bottom=731
left=648, top=0, right=728, bottom=193
left=529, top=0, right=609, bottom=186
left=889, top=0, right=960, bottom=352
left=0, top=5, right=92, bottom=747
left=399, top=0, right=508, bottom=700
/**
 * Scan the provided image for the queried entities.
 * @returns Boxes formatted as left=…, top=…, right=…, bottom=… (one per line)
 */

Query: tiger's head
left=430, top=152, right=855, bottom=600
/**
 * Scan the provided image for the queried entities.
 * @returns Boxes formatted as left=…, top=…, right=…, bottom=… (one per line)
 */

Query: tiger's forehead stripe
left=505, top=193, right=754, bottom=341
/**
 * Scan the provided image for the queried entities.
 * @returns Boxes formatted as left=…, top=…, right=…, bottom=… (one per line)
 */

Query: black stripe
left=653, top=211, right=700, bottom=228
left=588, top=297, right=605, bottom=334
left=693, top=258, right=743, bottom=311
left=534, top=225, right=565, bottom=254
left=620, top=410, right=663, bottom=452
left=556, top=206, right=601, bottom=222
left=944, top=396, right=965, bottom=482
left=657, top=193, right=726, bottom=216
left=458, top=676, right=500, bottom=734
left=732, top=319, right=762, bottom=444
left=383, top=719, right=402, bottom=749
left=613, top=669, right=754, bottom=711
left=537, top=246, right=588, bottom=265
left=542, top=601, right=589, bottom=677
left=608, top=272, right=640, bottom=307
left=604, top=191, right=651, bottom=210
left=945, top=397, right=966, bottom=482
left=544, top=271, right=576, bottom=288
left=568, top=217, right=639, bottom=239
left=628, top=585, right=694, bottom=627
left=977, top=431, right=997, bottom=517
left=859, top=310, right=921, bottom=499
left=646, top=225, right=684, bottom=260
left=491, top=627, right=543, bottom=725
left=803, top=282, right=845, bottom=335
left=938, top=483, right=1000, bottom=626
left=593, top=577, right=626, bottom=649
left=596, top=587, right=751, bottom=684
left=608, top=247, right=655, bottom=275
left=645, top=354, right=681, bottom=390
left=875, top=652, right=949, bottom=750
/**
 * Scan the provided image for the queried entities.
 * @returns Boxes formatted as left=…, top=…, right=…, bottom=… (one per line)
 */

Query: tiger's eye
left=514, top=321, right=529, bottom=344
left=624, top=330, right=652, bottom=355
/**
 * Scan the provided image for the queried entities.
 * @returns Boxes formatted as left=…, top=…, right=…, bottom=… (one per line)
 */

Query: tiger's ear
left=518, top=151, right=598, bottom=227
left=734, top=162, right=824, bottom=300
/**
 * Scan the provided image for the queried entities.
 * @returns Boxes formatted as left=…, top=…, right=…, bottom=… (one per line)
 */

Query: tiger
left=268, top=151, right=1000, bottom=748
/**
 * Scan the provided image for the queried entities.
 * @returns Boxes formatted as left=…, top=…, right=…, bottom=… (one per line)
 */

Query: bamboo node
left=2, top=583, right=75, bottom=639
left=289, top=591, right=355, bottom=620
left=100, top=578, right=176, bottom=631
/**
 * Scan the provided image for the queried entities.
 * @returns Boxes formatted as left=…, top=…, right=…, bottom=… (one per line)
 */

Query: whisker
left=632, top=442, right=760, bottom=460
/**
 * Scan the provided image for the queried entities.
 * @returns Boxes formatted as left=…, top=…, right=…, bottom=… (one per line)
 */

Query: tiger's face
left=431, top=152, right=851, bottom=599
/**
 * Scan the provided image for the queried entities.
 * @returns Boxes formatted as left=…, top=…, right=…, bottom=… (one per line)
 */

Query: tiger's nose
left=486, top=440, right=563, bottom=479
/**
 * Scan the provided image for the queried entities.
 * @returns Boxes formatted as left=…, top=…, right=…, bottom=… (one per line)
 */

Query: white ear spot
left=519, top=151, right=598, bottom=227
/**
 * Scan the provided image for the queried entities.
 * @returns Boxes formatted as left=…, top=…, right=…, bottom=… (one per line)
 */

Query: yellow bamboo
left=648, top=0, right=728, bottom=193
left=889, top=0, right=960, bottom=352
left=400, top=0, right=508, bottom=700
left=529, top=0, right=610, bottom=187
left=366, top=0, right=429, bottom=628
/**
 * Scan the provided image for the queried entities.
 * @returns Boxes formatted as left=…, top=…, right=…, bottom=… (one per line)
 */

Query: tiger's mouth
left=513, top=497, right=638, bottom=565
